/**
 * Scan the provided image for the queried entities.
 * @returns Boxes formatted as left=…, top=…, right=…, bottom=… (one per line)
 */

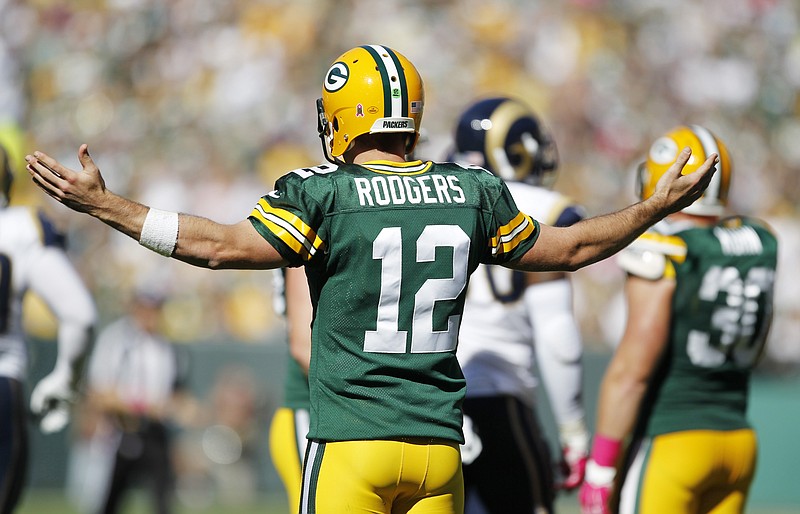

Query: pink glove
left=556, top=418, right=590, bottom=490
left=578, top=460, right=615, bottom=514
left=557, top=444, right=588, bottom=490
left=578, top=435, right=621, bottom=514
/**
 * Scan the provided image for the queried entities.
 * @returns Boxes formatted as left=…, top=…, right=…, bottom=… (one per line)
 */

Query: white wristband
left=139, top=208, right=179, bottom=257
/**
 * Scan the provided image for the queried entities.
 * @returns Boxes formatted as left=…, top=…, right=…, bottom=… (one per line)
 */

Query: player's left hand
left=26, top=144, right=108, bottom=215
left=651, top=147, right=718, bottom=215
left=29, top=369, right=76, bottom=434
left=578, top=460, right=616, bottom=514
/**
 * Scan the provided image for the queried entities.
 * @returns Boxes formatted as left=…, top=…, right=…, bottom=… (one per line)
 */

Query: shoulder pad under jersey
left=617, top=231, right=687, bottom=280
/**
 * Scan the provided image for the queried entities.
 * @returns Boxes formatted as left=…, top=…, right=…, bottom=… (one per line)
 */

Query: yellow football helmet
left=637, top=124, right=731, bottom=217
left=317, top=45, right=424, bottom=163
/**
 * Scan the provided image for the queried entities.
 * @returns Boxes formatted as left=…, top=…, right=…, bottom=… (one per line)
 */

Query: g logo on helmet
left=324, top=62, right=349, bottom=93
left=649, top=136, right=679, bottom=165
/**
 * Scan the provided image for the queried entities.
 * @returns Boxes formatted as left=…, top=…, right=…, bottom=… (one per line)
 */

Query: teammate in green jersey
left=268, top=267, right=312, bottom=514
left=26, top=45, right=717, bottom=514
left=579, top=125, right=778, bottom=514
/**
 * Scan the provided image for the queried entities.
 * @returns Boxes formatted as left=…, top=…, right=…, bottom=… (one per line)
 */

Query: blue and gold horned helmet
left=453, top=97, right=558, bottom=187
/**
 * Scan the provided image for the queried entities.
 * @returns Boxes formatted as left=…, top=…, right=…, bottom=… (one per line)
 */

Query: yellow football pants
left=300, top=438, right=464, bottom=514
left=269, top=407, right=309, bottom=514
left=619, top=429, right=757, bottom=514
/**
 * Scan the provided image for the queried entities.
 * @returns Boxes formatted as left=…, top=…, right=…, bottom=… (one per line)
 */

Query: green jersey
left=250, top=160, right=539, bottom=442
left=281, top=355, right=311, bottom=410
left=272, top=269, right=311, bottom=410
left=619, top=217, right=778, bottom=436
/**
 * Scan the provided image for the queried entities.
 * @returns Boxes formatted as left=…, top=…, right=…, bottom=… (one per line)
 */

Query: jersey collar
left=360, top=160, right=432, bottom=175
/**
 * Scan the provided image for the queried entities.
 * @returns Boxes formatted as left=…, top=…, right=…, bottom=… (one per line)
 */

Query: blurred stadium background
left=1, top=0, right=798, bottom=512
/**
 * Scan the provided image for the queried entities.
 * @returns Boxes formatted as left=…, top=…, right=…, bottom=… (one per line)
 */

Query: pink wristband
left=590, top=434, right=622, bottom=467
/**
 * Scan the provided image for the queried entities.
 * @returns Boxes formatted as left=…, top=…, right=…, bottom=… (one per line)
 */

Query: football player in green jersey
left=268, top=266, right=312, bottom=514
left=579, top=125, right=778, bottom=514
left=27, top=45, right=717, bottom=514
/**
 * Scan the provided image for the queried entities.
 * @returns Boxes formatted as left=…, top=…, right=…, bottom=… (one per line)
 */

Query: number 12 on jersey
left=364, top=225, right=470, bottom=354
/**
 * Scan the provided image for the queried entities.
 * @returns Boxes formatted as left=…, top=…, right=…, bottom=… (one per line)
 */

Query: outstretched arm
left=26, top=145, right=287, bottom=270
left=509, top=148, right=717, bottom=272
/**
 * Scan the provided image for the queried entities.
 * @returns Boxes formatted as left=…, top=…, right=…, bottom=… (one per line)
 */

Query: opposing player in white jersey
left=452, top=98, right=589, bottom=514
left=0, top=133, right=96, bottom=511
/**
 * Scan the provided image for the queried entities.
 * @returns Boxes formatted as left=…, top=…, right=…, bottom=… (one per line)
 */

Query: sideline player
left=0, top=132, right=96, bottom=512
left=452, top=97, right=589, bottom=514
left=268, top=266, right=311, bottom=513
left=27, top=45, right=717, bottom=514
left=579, top=125, right=777, bottom=514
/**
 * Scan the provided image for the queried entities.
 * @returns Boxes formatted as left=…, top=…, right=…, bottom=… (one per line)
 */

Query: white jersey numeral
left=364, top=225, right=470, bottom=354
left=687, top=265, right=774, bottom=368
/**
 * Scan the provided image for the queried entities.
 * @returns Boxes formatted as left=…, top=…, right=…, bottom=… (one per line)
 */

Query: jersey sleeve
left=617, top=230, right=687, bottom=280
left=484, top=180, right=540, bottom=265
left=248, top=173, right=327, bottom=267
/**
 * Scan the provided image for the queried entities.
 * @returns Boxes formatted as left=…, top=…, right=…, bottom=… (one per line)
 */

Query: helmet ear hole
left=333, top=117, right=339, bottom=132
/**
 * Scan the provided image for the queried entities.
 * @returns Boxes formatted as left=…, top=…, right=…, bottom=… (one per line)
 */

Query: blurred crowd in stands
left=1, top=0, right=798, bottom=366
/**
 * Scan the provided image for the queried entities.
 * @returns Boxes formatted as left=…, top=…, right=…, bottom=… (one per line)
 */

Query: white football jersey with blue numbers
left=457, top=183, right=583, bottom=404
left=0, top=207, right=94, bottom=380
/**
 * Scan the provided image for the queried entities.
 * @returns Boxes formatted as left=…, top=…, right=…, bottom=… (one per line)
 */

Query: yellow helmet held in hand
left=317, top=45, right=424, bottom=162
left=637, top=124, right=731, bottom=217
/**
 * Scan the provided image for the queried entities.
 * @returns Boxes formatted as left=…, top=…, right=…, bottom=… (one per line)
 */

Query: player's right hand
left=29, top=368, right=76, bottom=434
left=459, top=414, right=483, bottom=465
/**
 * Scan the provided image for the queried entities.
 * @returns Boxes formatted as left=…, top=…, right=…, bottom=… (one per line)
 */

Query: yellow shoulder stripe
left=250, top=198, right=324, bottom=261
left=491, top=212, right=536, bottom=256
